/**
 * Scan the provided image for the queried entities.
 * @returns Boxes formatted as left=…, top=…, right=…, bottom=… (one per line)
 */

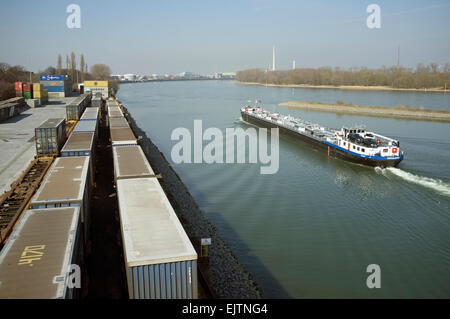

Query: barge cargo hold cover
left=0, top=207, right=82, bottom=299
left=116, top=178, right=198, bottom=299
left=30, top=156, right=91, bottom=243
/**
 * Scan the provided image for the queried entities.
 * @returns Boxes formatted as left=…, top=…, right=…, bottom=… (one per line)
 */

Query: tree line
left=0, top=53, right=119, bottom=100
left=236, top=64, right=450, bottom=89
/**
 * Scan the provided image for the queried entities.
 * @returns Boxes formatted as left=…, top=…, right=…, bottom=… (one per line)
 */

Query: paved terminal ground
left=0, top=97, right=78, bottom=195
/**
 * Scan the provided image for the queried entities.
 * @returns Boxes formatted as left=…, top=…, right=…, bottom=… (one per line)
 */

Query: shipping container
left=66, top=94, right=91, bottom=121
left=116, top=178, right=198, bottom=299
left=44, top=86, right=65, bottom=92
left=40, top=80, right=65, bottom=86
left=33, top=90, right=48, bottom=98
left=0, top=207, right=82, bottom=299
left=33, top=83, right=44, bottom=91
left=84, top=80, right=108, bottom=87
left=112, top=145, right=155, bottom=182
left=108, top=106, right=123, bottom=118
left=61, top=132, right=95, bottom=157
left=35, top=118, right=66, bottom=156
left=30, top=156, right=91, bottom=243
left=80, top=107, right=99, bottom=121
left=22, top=82, right=33, bottom=92
left=48, top=92, right=66, bottom=98
left=73, top=119, right=97, bottom=135
left=14, top=82, right=23, bottom=91
left=110, top=127, right=137, bottom=146
left=109, top=117, right=129, bottom=128
left=23, top=91, right=32, bottom=99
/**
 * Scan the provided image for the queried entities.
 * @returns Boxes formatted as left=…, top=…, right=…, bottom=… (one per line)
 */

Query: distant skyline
left=1, top=0, right=449, bottom=74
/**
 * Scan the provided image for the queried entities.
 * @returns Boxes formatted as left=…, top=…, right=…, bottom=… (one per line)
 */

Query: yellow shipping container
left=84, top=80, right=108, bottom=87
left=33, top=83, right=43, bottom=91
left=33, top=90, right=48, bottom=98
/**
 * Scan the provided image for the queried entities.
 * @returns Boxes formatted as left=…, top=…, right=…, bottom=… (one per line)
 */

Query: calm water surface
left=118, top=81, right=450, bottom=298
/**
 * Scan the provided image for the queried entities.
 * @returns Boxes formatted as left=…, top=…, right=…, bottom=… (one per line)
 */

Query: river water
left=118, top=80, right=450, bottom=298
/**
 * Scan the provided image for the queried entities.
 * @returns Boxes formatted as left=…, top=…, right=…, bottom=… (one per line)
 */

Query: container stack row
left=0, top=97, right=26, bottom=123
left=40, top=75, right=72, bottom=98
left=108, top=98, right=198, bottom=299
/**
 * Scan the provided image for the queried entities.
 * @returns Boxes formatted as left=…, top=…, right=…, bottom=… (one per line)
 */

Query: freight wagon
left=29, top=156, right=91, bottom=245
left=116, top=177, right=198, bottom=299
left=35, top=118, right=66, bottom=156
left=0, top=207, right=83, bottom=299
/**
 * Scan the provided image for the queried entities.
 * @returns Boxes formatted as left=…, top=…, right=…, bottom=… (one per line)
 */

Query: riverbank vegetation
left=237, top=64, right=450, bottom=90
left=0, top=53, right=119, bottom=100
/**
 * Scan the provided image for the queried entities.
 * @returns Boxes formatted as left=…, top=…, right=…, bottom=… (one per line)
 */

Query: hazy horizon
left=1, top=0, right=449, bottom=75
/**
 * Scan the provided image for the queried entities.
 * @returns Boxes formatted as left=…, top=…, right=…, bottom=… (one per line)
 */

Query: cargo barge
left=241, top=105, right=404, bottom=167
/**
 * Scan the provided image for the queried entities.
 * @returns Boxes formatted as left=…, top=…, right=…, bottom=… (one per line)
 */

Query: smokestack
left=293, top=60, right=296, bottom=70
left=272, top=46, right=276, bottom=71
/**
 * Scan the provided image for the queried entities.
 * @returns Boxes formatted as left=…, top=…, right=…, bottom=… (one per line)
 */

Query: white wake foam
left=384, top=167, right=450, bottom=197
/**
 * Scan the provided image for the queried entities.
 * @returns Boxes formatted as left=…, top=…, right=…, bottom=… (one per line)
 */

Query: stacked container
left=14, top=82, right=23, bottom=97
left=40, top=75, right=72, bottom=98
left=35, top=118, right=66, bottom=156
left=33, top=83, right=49, bottom=105
left=22, top=83, right=33, bottom=99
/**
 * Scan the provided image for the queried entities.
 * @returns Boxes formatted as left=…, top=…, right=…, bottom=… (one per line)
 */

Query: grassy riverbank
left=279, top=100, right=450, bottom=122
left=237, top=81, right=448, bottom=93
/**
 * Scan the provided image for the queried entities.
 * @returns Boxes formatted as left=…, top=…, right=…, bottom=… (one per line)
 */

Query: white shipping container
left=116, top=178, right=198, bottom=299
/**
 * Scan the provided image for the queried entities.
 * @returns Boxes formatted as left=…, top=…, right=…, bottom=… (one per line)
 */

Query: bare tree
left=80, top=54, right=85, bottom=82
left=57, top=54, right=62, bottom=74
left=90, top=64, right=111, bottom=80
left=66, top=55, right=70, bottom=75
left=71, top=52, right=77, bottom=84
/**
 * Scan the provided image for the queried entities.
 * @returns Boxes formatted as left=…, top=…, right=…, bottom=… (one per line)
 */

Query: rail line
left=0, top=157, right=53, bottom=248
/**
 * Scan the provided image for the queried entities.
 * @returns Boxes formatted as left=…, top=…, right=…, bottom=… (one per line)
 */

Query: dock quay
left=0, top=90, right=262, bottom=299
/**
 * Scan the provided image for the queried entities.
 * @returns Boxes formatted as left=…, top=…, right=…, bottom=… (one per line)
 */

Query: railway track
left=0, top=157, right=53, bottom=248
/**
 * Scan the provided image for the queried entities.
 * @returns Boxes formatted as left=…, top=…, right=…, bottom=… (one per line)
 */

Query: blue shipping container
left=40, top=75, right=65, bottom=81
left=44, top=86, right=65, bottom=92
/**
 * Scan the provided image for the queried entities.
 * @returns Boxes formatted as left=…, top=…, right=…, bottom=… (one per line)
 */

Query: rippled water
left=118, top=80, right=450, bottom=298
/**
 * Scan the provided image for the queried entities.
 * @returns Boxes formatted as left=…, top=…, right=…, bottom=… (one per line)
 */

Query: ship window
left=343, top=142, right=346, bottom=146
left=353, top=145, right=356, bottom=150
left=383, top=149, right=388, bottom=153
left=357, top=147, right=360, bottom=151
left=361, top=148, right=365, bottom=152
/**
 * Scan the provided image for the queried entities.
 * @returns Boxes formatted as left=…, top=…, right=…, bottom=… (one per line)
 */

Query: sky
left=0, top=0, right=449, bottom=75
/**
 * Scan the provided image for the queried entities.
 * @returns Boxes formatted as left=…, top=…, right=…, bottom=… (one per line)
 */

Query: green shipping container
left=23, top=92, right=32, bottom=99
